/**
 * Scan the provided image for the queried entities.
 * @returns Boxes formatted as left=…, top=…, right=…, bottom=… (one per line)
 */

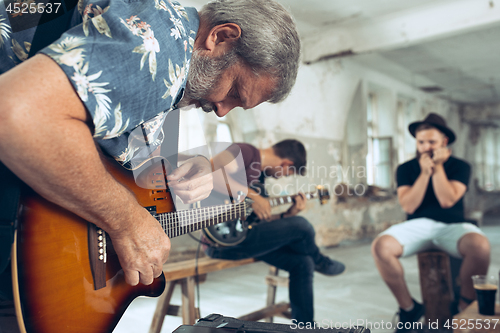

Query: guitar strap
left=162, top=107, right=180, bottom=203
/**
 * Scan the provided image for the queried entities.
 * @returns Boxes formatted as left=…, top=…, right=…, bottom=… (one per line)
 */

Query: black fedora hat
left=408, top=113, right=456, bottom=144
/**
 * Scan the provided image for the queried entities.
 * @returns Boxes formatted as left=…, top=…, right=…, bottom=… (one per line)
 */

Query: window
left=366, top=92, right=393, bottom=189
left=178, top=109, right=207, bottom=156
left=200, top=112, right=235, bottom=145
left=475, top=127, right=500, bottom=191
left=215, top=116, right=233, bottom=143
left=396, top=97, right=417, bottom=163
left=371, top=137, right=393, bottom=189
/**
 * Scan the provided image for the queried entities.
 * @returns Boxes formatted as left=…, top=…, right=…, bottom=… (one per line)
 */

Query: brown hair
left=272, top=139, right=306, bottom=175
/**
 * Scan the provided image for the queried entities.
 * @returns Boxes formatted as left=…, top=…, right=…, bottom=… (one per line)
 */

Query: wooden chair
left=149, top=257, right=290, bottom=333
left=238, top=266, right=292, bottom=323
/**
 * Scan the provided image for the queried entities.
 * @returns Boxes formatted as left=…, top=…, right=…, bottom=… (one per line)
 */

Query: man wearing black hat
left=371, top=113, right=490, bottom=331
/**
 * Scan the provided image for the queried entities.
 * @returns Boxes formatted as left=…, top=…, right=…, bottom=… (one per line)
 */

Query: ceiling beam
left=302, top=0, right=500, bottom=64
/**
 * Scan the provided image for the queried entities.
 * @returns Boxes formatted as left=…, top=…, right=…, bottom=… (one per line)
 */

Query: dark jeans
left=206, top=216, right=321, bottom=324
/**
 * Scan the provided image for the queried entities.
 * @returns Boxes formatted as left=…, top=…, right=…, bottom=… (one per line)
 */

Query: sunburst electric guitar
left=11, top=157, right=251, bottom=333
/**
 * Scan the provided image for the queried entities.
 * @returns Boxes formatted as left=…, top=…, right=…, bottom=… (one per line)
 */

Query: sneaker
left=395, top=299, right=425, bottom=333
left=314, top=255, right=345, bottom=276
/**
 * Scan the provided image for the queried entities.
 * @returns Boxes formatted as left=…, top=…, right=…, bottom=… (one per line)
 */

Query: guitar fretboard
left=268, top=192, right=317, bottom=207
left=155, top=201, right=247, bottom=238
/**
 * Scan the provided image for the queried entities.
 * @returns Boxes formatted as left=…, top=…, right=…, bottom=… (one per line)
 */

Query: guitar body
left=200, top=191, right=256, bottom=247
left=202, top=218, right=249, bottom=247
left=13, top=158, right=173, bottom=333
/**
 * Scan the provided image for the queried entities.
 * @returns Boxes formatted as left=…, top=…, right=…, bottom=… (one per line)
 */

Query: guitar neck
left=267, top=191, right=317, bottom=208
left=154, top=201, right=247, bottom=238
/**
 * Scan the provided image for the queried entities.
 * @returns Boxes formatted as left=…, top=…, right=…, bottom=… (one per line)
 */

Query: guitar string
left=268, top=191, right=318, bottom=207
left=155, top=190, right=323, bottom=237
left=154, top=202, right=247, bottom=238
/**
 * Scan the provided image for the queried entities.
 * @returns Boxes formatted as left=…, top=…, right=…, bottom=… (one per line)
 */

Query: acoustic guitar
left=11, top=157, right=251, bottom=333
left=203, top=185, right=330, bottom=247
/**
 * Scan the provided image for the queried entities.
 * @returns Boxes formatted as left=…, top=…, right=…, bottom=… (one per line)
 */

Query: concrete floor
left=114, top=222, right=500, bottom=333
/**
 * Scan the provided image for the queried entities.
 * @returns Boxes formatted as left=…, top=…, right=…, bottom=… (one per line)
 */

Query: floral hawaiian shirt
left=0, top=0, right=199, bottom=167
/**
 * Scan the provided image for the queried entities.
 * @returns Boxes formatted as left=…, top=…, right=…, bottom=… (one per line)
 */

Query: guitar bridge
left=97, top=228, right=107, bottom=263
left=88, top=223, right=107, bottom=290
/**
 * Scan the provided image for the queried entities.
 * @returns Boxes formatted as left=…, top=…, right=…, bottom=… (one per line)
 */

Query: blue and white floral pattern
left=0, top=0, right=199, bottom=166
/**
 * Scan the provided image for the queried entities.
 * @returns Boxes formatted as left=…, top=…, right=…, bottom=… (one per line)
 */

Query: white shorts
left=379, top=218, right=485, bottom=258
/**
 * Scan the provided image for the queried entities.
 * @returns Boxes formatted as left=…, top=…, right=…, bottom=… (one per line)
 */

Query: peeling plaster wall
left=315, top=197, right=406, bottom=247
left=460, top=104, right=500, bottom=222
left=219, top=57, right=460, bottom=247
left=171, top=57, right=466, bottom=255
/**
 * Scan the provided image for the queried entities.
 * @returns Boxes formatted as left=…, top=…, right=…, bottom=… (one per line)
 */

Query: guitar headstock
left=316, top=185, right=330, bottom=205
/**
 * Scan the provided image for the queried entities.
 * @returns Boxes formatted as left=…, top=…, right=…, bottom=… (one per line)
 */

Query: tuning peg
left=236, top=191, right=245, bottom=203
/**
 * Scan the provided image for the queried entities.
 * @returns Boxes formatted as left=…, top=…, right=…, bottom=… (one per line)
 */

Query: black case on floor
left=173, top=314, right=370, bottom=333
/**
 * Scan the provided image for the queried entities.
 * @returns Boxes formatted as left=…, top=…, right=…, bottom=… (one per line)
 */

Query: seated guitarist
left=205, top=139, right=345, bottom=325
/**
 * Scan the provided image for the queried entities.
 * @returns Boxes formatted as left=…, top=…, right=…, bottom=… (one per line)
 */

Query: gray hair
left=198, top=0, right=301, bottom=103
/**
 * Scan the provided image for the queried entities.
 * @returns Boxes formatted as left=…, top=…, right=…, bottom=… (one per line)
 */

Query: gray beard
left=182, top=48, right=238, bottom=113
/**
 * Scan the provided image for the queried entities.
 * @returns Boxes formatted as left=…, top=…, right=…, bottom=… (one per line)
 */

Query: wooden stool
left=149, top=257, right=256, bottom=333
left=418, top=250, right=455, bottom=325
left=238, top=266, right=292, bottom=323
left=149, top=258, right=290, bottom=333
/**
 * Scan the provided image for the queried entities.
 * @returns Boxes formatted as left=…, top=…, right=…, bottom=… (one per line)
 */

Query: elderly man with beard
left=371, top=113, right=490, bottom=332
left=0, top=0, right=300, bottom=301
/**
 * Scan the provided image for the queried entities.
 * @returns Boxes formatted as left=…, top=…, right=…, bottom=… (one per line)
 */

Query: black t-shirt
left=396, top=156, right=471, bottom=223
left=202, top=143, right=265, bottom=207
left=233, top=143, right=262, bottom=187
